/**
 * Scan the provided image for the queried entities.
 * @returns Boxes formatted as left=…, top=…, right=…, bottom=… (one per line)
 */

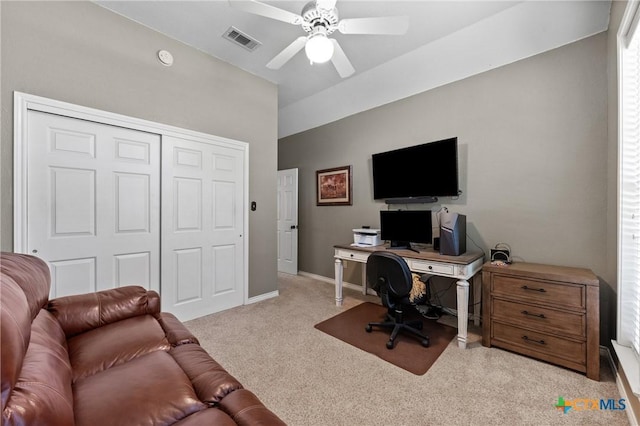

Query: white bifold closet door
left=24, top=109, right=245, bottom=321
left=161, top=136, right=244, bottom=320
left=27, top=110, right=161, bottom=297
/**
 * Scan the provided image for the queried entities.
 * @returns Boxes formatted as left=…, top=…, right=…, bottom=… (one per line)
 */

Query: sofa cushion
left=68, top=314, right=170, bottom=381
left=173, top=407, right=237, bottom=425
left=3, top=310, right=74, bottom=426
left=73, top=350, right=206, bottom=426
left=170, top=344, right=243, bottom=404
left=48, top=286, right=161, bottom=338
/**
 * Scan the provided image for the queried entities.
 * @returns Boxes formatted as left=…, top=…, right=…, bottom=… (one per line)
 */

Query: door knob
left=290, top=225, right=298, bottom=229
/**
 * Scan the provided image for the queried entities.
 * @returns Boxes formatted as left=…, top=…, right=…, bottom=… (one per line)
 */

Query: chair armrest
left=157, top=312, right=200, bottom=346
left=47, top=286, right=161, bottom=338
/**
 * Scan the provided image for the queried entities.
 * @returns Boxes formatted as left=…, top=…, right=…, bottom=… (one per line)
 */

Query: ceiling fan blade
left=228, top=0, right=302, bottom=25
left=330, top=39, right=355, bottom=78
left=338, top=16, right=409, bottom=35
left=266, top=36, right=307, bottom=70
left=316, top=0, right=337, bottom=11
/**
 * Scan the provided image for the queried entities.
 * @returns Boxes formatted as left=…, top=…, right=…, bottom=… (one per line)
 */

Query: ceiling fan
left=228, top=0, right=409, bottom=78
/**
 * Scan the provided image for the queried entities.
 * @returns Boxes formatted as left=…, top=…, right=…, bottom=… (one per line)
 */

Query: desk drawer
left=492, top=275, right=584, bottom=310
left=410, top=260, right=454, bottom=276
left=336, top=249, right=369, bottom=263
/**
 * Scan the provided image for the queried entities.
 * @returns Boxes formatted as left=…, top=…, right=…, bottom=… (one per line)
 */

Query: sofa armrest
left=47, top=286, right=161, bottom=338
left=170, top=344, right=243, bottom=404
left=219, top=389, right=286, bottom=425
left=157, top=312, right=200, bottom=346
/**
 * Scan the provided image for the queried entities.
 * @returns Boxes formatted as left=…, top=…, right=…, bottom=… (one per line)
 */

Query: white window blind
left=618, top=0, right=640, bottom=395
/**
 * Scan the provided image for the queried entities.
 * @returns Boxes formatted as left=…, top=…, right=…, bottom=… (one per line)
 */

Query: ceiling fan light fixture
left=305, top=33, right=334, bottom=64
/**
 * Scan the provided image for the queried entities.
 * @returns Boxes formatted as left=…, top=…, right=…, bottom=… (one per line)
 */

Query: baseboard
left=602, top=345, right=640, bottom=426
left=298, top=271, right=479, bottom=321
left=298, top=271, right=361, bottom=292
left=297, top=270, right=333, bottom=284
left=298, top=270, right=381, bottom=296
left=246, top=290, right=279, bottom=305
left=602, top=345, right=615, bottom=371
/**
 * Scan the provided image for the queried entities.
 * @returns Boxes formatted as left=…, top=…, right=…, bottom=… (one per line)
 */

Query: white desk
left=334, top=244, right=484, bottom=349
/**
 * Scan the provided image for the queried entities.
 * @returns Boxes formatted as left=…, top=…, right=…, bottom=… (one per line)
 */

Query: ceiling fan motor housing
left=301, top=1, right=339, bottom=35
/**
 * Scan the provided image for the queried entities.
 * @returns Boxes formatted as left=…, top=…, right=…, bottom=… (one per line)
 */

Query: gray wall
left=279, top=34, right=609, bottom=296
left=1, top=1, right=278, bottom=298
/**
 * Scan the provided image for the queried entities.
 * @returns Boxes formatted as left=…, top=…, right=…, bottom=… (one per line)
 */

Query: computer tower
left=439, top=212, right=466, bottom=256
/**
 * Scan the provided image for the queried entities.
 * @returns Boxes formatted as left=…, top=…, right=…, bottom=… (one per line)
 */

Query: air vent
left=223, top=26, right=261, bottom=52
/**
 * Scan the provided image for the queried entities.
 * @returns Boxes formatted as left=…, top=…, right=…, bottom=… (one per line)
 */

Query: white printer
left=352, top=228, right=382, bottom=247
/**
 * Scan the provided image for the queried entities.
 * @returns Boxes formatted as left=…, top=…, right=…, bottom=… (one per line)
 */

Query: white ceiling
left=96, top=1, right=611, bottom=137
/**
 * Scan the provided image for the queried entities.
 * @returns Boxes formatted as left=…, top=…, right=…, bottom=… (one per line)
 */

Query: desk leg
left=473, top=274, right=481, bottom=327
left=334, top=257, right=344, bottom=307
left=456, top=279, right=469, bottom=349
left=362, top=265, right=367, bottom=295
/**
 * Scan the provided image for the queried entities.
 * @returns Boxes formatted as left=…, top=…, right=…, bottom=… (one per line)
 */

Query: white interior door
left=277, top=168, right=298, bottom=275
left=161, top=135, right=245, bottom=321
left=26, top=110, right=160, bottom=297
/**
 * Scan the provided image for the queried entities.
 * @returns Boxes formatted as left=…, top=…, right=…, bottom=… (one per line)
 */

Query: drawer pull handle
left=350, top=254, right=354, bottom=257
left=521, top=285, right=546, bottom=293
left=522, top=335, right=546, bottom=345
left=521, top=310, right=546, bottom=319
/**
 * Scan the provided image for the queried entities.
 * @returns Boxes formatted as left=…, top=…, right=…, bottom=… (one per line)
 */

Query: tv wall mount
left=384, top=196, right=438, bottom=205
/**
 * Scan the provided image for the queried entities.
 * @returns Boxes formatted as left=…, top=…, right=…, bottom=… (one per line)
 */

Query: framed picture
left=316, top=165, right=352, bottom=206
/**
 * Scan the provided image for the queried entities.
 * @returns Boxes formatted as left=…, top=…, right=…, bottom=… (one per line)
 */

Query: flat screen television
left=380, top=210, right=432, bottom=252
left=372, top=137, right=459, bottom=201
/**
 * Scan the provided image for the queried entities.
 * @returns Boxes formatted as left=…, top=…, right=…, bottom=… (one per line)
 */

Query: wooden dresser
left=482, top=262, right=600, bottom=380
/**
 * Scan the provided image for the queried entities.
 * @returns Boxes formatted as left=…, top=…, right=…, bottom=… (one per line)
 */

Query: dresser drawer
left=409, top=260, right=454, bottom=276
left=335, top=249, right=369, bottom=263
left=492, top=322, right=586, bottom=365
left=492, top=298, right=584, bottom=338
left=492, top=275, right=584, bottom=310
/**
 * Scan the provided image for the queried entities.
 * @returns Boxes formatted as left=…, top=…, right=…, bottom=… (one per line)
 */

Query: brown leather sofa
left=1, top=252, right=285, bottom=426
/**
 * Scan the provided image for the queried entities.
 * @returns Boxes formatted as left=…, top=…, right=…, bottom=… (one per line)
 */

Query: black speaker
left=439, top=212, right=466, bottom=256
left=490, top=243, right=511, bottom=263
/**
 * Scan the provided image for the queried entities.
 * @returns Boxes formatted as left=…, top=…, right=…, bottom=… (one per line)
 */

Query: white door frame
left=13, top=92, right=250, bottom=304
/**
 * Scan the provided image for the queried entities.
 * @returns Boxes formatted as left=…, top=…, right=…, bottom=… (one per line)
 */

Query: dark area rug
left=314, top=302, right=457, bottom=375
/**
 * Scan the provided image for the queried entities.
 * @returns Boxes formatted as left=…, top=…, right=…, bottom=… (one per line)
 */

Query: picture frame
left=316, top=165, right=352, bottom=206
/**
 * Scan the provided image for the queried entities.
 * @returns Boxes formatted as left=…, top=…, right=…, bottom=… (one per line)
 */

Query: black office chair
left=365, top=251, right=430, bottom=349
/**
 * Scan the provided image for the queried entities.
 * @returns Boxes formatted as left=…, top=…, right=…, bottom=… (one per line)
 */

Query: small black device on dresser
left=439, top=212, right=466, bottom=256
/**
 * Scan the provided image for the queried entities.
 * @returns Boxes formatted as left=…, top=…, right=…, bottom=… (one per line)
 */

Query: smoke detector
left=157, top=50, right=174, bottom=66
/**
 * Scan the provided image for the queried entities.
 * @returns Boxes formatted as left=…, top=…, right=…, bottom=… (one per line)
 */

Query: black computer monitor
left=380, top=210, right=432, bottom=252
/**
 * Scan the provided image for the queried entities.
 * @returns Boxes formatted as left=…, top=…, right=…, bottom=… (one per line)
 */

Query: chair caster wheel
left=386, top=340, right=395, bottom=350
left=365, top=325, right=372, bottom=332
left=421, top=339, right=430, bottom=348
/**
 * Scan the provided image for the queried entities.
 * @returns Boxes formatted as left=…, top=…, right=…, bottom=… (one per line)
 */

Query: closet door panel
left=162, top=135, right=245, bottom=321
left=26, top=110, right=161, bottom=297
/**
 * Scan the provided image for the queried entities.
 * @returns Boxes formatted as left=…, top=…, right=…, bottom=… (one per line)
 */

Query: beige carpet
left=186, top=273, right=631, bottom=426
